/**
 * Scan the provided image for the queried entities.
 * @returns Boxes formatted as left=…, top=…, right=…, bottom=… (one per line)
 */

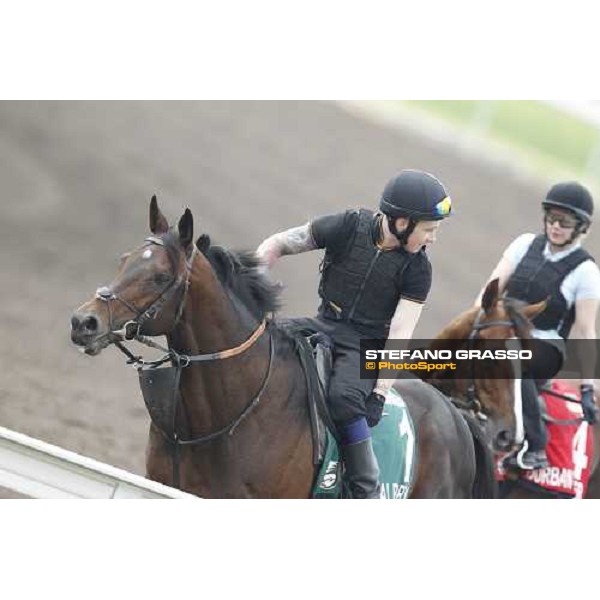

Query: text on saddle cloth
left=313, top=389, right=417, bottom=499
left=496, top=380, right=594, bottom=498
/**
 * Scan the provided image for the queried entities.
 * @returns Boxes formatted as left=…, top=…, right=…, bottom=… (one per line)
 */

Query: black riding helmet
left=379, top=170, right=452, bottom=244
left=542, top=181, right=594, bottom=244
left=542, top=181, right=594, bottom=224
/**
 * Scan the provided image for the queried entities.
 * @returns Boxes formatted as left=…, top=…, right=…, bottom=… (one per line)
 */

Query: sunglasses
left=544, top=211, right=578, bottom=229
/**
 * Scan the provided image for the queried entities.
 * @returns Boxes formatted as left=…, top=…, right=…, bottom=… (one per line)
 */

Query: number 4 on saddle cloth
left=497, top=380, right=594, bottom=499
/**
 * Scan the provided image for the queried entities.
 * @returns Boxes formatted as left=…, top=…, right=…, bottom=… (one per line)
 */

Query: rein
left=163, top=325, right=274, bottom=488
left=454, top=310, right=518, bottom=420
left=538, top=384, right=585, bottom=426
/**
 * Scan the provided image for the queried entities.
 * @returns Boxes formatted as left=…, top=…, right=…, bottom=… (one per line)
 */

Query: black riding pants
left=281, top=316, right=376, bottom=426
left=522, top=338, right=564, bottom=452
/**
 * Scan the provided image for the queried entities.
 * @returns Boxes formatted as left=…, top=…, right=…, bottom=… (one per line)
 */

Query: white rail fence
left=0, top=425, right=196, bottom=499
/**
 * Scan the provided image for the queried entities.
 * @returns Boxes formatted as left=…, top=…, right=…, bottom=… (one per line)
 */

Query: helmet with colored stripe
left=379, top=170, right=452, bottom=221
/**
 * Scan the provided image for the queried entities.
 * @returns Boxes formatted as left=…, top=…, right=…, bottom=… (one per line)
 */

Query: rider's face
left=544, top=208, right=578, bottom=246
left=399, top=219, right=441, bottom=253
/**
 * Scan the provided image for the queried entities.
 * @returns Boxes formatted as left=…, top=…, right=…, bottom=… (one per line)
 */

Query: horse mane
left=204, top=245, right=282, bottom=320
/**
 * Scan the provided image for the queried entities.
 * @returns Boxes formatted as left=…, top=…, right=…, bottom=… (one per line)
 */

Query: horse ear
left=481, top=278, right=500, bottom=313
left=195, top=234, right=211, bottom=255
left=521, top=298, right=547, bottom=321
left=178, top=208, right=194, bottom=250
left=149, top=195, right=169, bottom=234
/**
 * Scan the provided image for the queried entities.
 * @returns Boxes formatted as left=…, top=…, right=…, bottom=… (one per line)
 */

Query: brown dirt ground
left=1, top=101, right=597, bottom=496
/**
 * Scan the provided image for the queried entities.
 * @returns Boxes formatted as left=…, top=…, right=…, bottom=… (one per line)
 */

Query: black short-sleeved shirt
left=310, top=209, right=432, bottom=304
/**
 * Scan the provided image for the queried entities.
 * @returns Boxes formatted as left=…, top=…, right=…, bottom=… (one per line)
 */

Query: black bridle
left=453, top=309, right=520, bottom=419
left=95, top=236, right=190, bottom=342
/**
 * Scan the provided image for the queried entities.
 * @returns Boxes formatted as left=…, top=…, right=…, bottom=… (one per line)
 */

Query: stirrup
left=515, top=442, right=549, bottom=470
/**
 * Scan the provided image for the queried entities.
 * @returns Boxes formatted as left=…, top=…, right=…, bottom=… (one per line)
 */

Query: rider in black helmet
left=380, top=169, right=452, bottom=241
left=542, top=181, right=594, bottom=242
left=256, top=169, right=452, bottom=498
left=478, top=181, right=600, bottom=472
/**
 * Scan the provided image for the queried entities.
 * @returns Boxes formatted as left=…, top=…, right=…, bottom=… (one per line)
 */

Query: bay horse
left=70, top=198, right=543, bottom=498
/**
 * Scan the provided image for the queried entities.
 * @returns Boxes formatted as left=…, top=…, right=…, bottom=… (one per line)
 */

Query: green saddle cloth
left=312, top=389, right=417, bottom=499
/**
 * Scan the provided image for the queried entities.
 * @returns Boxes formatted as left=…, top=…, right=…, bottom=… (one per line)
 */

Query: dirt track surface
left=2, top=101, right=598, bottom=489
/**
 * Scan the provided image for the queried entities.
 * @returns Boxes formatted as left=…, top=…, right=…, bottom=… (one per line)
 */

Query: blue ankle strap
left=340, top=417, right=370, bottom=445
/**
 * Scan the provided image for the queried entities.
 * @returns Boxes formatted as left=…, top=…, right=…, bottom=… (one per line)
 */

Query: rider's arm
left=373, top=298, right=425, bottom=396
left=256, top=210, right=357, bottom=269
left=255, top=223, right=317, bottom=269
left=571, top=297, right=599, bottom=385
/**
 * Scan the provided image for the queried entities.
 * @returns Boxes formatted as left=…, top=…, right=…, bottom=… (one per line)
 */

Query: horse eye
left=153, top=272, right=172, bottom=285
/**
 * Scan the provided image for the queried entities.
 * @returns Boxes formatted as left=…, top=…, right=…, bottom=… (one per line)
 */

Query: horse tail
left=462, top=413, right=499, bottom=498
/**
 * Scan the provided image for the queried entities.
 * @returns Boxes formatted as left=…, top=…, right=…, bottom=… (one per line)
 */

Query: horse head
left=430, top=278, right=545, bottom=454
left=473, top=279, right=546, bottom=453
left=70, top=196, right=195, bottom=355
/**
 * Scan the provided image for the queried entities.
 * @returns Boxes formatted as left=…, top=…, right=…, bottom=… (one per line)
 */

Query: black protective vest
left=505, top=234, right=593, bottom=339
left=318, top=209, right=413, bottom=334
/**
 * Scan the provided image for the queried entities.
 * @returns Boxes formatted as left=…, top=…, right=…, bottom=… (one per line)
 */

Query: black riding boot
left=342, top=438, right=381, bottom=499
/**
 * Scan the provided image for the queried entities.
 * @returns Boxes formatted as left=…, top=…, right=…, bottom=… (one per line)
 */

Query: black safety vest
left=505, top=234, right=593, bottom=339
left=318, top=209, right=413, bottom=335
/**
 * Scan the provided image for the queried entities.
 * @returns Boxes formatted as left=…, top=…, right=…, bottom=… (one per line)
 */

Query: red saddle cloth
left=518, top=380, right=594, bottom=498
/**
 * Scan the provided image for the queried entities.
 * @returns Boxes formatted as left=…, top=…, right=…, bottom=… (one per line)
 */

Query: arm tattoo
left=277, top=223, right=317, bottom=255
left=255, top=223, right=316, bottom=268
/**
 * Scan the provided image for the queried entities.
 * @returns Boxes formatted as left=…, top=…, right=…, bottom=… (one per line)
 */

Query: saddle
left=284, top=325, right=418, bottom=499
left=284, top=328, right=338, bottom=464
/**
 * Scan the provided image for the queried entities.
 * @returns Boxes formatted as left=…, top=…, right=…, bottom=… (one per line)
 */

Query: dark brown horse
left=70, top=198, right=543, bottom=498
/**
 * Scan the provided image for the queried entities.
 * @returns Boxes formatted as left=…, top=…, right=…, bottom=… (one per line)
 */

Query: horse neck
left=167, top=257, right=268, bottom=435
left=173, top=259, right=252, bottom=352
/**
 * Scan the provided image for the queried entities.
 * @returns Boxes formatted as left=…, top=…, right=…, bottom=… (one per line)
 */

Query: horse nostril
left=82, top=315, right=99, bottom=333
left=71, top=315, right=81, bottom=330
left=495, top=430, right=514, bottom=450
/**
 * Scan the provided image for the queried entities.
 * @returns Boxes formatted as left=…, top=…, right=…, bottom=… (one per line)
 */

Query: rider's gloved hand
left=365, top=390, right=386, bottom=428
left=580, top=384, right=598, bottom=424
